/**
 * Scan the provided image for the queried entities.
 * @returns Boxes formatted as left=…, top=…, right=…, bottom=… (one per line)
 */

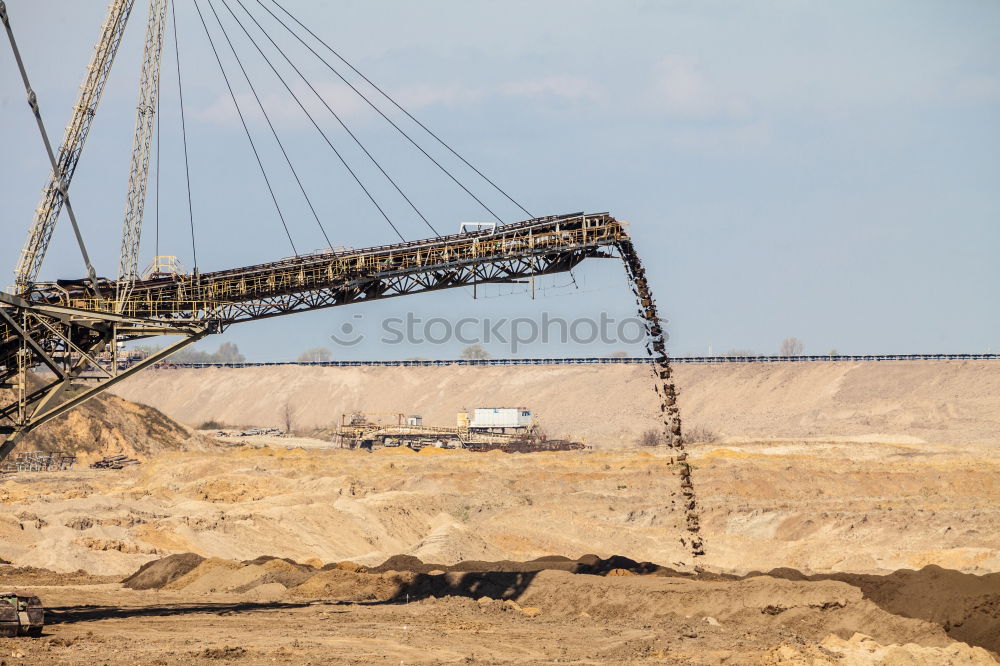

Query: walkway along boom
left=0, top=213, right=626, bottom=457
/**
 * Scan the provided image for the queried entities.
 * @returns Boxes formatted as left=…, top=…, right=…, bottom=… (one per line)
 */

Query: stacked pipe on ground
left=616, top=239, right=704, bottom=558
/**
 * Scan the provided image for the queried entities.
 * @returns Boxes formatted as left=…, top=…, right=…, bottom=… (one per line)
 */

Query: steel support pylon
left=12, top=0, right=137, bottom=293
left=0, top=292, right=208, bottom=461
left=117, top=0, right=170, bottom=309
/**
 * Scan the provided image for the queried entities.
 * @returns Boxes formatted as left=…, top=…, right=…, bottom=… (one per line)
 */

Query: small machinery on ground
left=335, top=408, right=586, bottom=452
left=0, top=595, right=44, bottom=637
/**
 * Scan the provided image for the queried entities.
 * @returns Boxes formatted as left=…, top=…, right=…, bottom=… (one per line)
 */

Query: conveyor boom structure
left=0, top=212, right=626, bottom=459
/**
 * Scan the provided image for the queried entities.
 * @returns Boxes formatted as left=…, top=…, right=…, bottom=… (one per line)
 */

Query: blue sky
left=1, top=0, right=998, bottom=359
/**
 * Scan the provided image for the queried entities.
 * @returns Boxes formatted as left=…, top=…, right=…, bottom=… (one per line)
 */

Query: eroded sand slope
left=110, top=361, right=1000, bottom=446
left=2, top=441, right=997, bottom=577
left=0, top=386, right=207, bottom=463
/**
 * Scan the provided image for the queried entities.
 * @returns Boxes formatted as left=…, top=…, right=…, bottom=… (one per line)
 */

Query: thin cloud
left=648, top=55, right=751, bottom=119
left=195, top=80, right=372, bottom=129
left=667, top=121, right=771, bottom=154
left=396, top=75, right=603, bottom=109
left=195, top=74, right=600, bottom=130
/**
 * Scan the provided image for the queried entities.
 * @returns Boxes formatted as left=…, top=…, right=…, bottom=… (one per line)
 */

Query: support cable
left=255, top=0, right=500, bottom=225
left=203, top=0, right=331, bottom=248
left=230, top=0, right=438, bottom=236
left=193, top=0, right=298, bottom=255
left=172, top=0, right=199, bottom=271
left=1, top=1, right=100, bottom=296
left=217, top=0, right=405, bottom=241
left=266, top=0, right=534, bottom=220
left=155, top=51, right=161, bottom=260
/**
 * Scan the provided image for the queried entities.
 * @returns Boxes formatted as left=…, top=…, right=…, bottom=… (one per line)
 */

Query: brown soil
left=121, top=552, right=205, bottom=590
left=756, top=566, right=1000, bottom=655
left=0, top=555, right=996, bottom=664
left=0, top=442, right=997, bottom=662
left=126, top=549, right=1000, bottom=655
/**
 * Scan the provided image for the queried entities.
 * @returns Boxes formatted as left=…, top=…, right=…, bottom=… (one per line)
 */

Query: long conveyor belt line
left=19, top=212, right=625, bottom=325
left=0, top=213, right=626, bottom=454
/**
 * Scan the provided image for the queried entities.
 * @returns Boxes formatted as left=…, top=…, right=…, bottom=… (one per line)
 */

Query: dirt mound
left=573, top=553, right=672, bottom=576
left=143, top=555, right=975, bottom=653
left=124, top=554, right=408, bottom=602
left=2, top=379, right=209, bottom=463
left=755, top=565, right=1000, bottom=654
left=0, top=563, right=116, bottom=586
left=239, top=555, right=310, bottom=568
left=161, top=557, right=244, bottom=593
left=287, top=568, right=414, bottom=602
left=121, top=553, right=205, bottom=590
left=137, top=556, right=319, bottom=595
left=367, top=553, right=679, bottom=577
left=130, top=552, right=679, bottom=601
left=774, top=633, right=997, bottom=665
left=368, top=554, right=426, bottom=573
left=101, top=554, right=1000, bottom=658
left=509, top=570, right=962, bottom=650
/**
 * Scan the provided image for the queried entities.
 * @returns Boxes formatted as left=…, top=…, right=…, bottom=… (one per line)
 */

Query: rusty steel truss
left=1, top=213, right=627, bottom=459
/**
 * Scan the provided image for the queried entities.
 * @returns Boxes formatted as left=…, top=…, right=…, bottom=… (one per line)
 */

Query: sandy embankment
left=2, top=441, right=997, bottom=577
left=110, top=360, right=1000, bottom=447
left=2, top=549, right=998, bottom=664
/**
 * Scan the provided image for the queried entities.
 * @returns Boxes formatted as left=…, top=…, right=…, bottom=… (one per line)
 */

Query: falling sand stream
left=617, top=239, right=704, bottom=559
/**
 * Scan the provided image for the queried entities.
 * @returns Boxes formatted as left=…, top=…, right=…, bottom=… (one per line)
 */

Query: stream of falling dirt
left=617, top=239, right=704, bottom=559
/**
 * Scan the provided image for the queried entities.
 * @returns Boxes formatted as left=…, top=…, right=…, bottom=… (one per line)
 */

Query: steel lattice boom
left=116, top=0, right=170, bottom=307
left=35, top=213, right=623, bottom=323
left=13, top=0, right=137, bottom=293
left=1, top=213, right=627, bottom=459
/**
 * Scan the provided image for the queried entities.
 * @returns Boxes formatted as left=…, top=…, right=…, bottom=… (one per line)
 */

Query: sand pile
left=160, top=557, right=243, bottom=593
left=774, top=633, right=997, bottom=665
left=129, top=554, right=413, bottom=602
left=156, top=556, right=328, bottom=597
left=121, top=553, right=1000, bottom=657
left=111, top=360, right=1000, bottom=446
left=771, top=565, right=1000, bottom=655
left=122, top=552, right=205, bottom=590
left=125, top=553, right=674, bottom=602
left=1, top=380, right=209, bottom=463
left=287, top=568, right=413, bottom=602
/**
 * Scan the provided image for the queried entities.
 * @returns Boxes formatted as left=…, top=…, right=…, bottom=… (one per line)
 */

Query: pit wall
left=109, top=360, right=1000, bottom=447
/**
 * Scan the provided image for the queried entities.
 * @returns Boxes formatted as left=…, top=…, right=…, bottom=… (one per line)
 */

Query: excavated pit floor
left=1, top=439, right=998, bottom=663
